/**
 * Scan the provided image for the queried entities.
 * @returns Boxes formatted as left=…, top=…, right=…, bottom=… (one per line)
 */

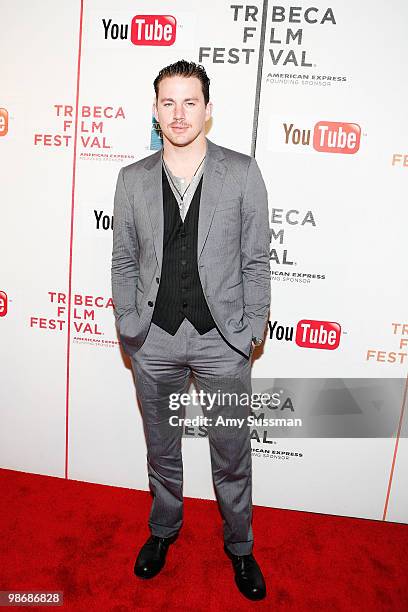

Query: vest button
left=181, top=259, right=187, bottom=266
left=181, top=245, right=186, bottom=251
left=148, top=301, right=154, bottom=307
left=180, top=232, right=186, bottom=238
left=156, top=277, right=160, bottom=284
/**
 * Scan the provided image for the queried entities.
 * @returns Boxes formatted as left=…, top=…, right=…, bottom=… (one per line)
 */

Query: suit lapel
left=197, top=139, right=227, bottom=261
left=142, top=137, right=227, bottom=271
left=142, top=149, right=163, bottom=269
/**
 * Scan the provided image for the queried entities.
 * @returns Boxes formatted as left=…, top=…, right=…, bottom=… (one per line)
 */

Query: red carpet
left=1, top=468, right=407, bottom=611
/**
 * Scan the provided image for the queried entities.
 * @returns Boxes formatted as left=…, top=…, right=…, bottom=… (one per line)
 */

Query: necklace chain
left=163, top=155, right=206, bottom=203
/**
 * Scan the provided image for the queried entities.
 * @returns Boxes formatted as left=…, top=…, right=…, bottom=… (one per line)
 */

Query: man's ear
left=205, top=101, right=213, bottom=121
left=152, top=100, right=158, bottom=122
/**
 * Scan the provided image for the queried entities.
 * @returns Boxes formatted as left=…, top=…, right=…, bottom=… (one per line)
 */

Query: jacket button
left=182, top=301, right=188, bottom=308
left=148, top=301, right=154, bottom=307
left=156, top=277, right=160, bottom=284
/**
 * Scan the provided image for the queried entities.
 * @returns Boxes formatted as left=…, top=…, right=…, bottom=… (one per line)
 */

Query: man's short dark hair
left=154, top=60, right=210, bottom=106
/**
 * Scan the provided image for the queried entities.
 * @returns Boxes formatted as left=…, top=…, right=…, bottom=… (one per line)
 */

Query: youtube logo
left=277, top=119, right=362, bottom=155
left=131, top=15, right=176, bottom=46
left=268, top=319, right=342, bottom=350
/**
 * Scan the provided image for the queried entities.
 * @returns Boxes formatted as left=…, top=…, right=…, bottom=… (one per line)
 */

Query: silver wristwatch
left=252, top=337, right=263, bottom=347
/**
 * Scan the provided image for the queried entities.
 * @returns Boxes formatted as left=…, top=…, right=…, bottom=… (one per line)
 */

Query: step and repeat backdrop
left=1, top=0, right=407, bottom=523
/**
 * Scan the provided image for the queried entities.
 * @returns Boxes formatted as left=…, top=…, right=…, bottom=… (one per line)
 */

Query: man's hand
left=251, top=337, right=264, bottom=352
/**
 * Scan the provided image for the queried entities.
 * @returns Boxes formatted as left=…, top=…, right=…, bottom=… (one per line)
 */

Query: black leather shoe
left=224, top=544, right=266, bottom=600
left=134, top=533, right=178, bottom=579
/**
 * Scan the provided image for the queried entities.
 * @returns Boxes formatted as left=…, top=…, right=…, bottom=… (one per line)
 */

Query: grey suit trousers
left=130, top=317, right=254, bottom=556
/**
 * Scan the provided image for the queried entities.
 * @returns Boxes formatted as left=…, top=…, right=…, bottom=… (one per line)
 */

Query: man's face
left=153, top=75, right=212, bottom=147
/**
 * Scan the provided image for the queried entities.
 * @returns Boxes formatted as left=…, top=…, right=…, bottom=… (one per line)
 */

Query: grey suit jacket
left=111, top=136, right=271, bottom=358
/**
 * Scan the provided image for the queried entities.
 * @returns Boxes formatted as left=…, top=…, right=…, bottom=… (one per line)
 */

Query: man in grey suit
left=111, top=60, right=270, bottom=601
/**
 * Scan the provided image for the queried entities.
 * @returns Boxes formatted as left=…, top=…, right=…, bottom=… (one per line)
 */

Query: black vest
left=151, top=167, right=216, bottom=335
